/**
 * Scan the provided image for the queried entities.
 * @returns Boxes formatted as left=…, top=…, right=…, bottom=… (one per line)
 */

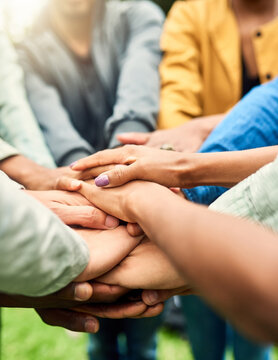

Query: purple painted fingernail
left=69, top=161, right=77, bottom=168
left=95, top=175, right=109, bottom=187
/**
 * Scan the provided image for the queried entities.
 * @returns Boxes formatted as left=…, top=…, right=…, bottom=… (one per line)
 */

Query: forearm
left=0, top=155, right=54, bottom=189
left=183, top=146, right=278, bottom=188
left=131, top=185, right=278, bottom=342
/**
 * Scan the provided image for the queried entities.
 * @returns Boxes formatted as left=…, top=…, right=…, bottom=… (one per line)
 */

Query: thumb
left=94, top=164, right=138, bottom=188
left=117, top=132, right=150, bottom=145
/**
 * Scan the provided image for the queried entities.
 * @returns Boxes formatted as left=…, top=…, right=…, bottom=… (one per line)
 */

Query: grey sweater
left=18, top=0, right=164, bottom=166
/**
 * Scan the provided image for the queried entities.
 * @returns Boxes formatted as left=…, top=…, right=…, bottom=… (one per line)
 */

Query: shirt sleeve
left=0, top=32, right=55, bottom=169
left=15, top=49, right=94, bottom=166
left=106, top=1, right=164, bottom=148
left=0, top=171, right=89, bottom=297
left=0, top=138, right=19, bottom=162
left=158, top=2, right=204, bottom=129
left=183, top=78, right=278, bottom=205
left=210, top=156, right=278, bottom=233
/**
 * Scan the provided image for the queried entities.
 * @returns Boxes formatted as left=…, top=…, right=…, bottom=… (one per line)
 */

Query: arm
left=158, top=2, right=204, bottom=129
left=0, top=32, right=54, bottom=168
left=17, top=46, right=94, bottom=166
left=69, top=144, right=278, bottom=189
left=105, top=2, right=164, bottom=148
left=67, top=177, right=278, bottom=343
left=184, top=78, right=278, bottom=204
left=0, top=171, right=89, bottom=297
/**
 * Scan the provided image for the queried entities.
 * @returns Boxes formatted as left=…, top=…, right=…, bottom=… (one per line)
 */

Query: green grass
left=1, top=308, right=278, bottom=360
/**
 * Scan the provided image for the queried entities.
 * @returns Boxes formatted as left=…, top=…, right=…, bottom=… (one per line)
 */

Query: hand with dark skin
left=0, top=282, right=163, bottom=333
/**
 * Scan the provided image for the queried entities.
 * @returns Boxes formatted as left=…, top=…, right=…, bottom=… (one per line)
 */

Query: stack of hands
left=2, top=144, right=194, bottom=334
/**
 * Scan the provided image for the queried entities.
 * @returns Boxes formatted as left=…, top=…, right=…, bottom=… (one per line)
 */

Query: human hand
left=142, top=287, right=194, bottom=306
left=74, top=226, right=143, bottom=282
left=56, top=178, right=164, bottom=224
left=97, top=238, right=190, bottom=290
left=26, top=189, right=119, bottom=229
left=116, top=114, right=224, bottom=152
left=37, top=300, right=164, bottom=333
left=69, top=145, right=191, bottom=188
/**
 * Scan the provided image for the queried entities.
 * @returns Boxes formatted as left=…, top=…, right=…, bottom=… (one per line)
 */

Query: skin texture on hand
left=26, top=189, right=119, bottom=229
left=97, top=237, right=189, bottom=290
left=116, top=114, right=224, bottom=152
left=68, top=145, right=191, bottom=189
left=74, top=226, right=143, bottom=282
left=0, top=155, right=81, bottom=190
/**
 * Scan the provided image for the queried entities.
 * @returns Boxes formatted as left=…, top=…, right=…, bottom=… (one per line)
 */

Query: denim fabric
left=183, top=78, right=278, bottom=204
left=88, top=316, right=162, bottom=360
left=181, top=296, right=271, bottom=360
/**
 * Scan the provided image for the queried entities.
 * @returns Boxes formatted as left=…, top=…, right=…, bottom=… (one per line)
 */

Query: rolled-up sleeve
left=210, top=156, right=278, bottom=232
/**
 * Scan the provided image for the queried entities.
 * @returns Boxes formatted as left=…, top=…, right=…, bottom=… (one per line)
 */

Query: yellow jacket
left=159, top=0, right=278, bottom=129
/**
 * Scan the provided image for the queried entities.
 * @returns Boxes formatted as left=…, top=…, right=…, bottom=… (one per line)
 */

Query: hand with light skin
left=116, top=114, right=224, bottom=152
left=25, top=189, right=119, bottom=230
left=73, top=226, right=143, bottom=282
left=68, top=145, right=278, bottom=190
left=97, top=237, right=191, bottom=291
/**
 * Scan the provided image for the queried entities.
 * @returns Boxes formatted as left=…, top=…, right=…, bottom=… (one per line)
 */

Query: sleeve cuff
left=58, top=149, right=94, bottom=167
left=108, top=119, right=152, bottom=149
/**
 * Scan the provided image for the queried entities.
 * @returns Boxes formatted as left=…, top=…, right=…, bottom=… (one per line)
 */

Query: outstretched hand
left=69, top=145, right=188, bottom=189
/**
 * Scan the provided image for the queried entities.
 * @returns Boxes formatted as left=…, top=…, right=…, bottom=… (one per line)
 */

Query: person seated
left=118, top=0, right=278, bottom=155
left=17, top=1, right=164, bottom=358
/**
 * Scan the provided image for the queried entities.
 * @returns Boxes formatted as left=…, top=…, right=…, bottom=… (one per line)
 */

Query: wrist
left=126, top=182, right=170, bottom=224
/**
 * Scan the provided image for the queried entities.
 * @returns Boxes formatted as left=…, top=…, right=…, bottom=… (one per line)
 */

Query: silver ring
left=160, top=144, right=175, bottom=151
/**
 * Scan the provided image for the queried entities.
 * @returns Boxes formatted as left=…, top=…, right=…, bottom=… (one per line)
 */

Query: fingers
left=117, top=132, right=150, bottom=145
left=71, top=147, right=130, bottom=171
left=56, top=282, right=94, bottom=302
left=142, top=287, right=192, bottom=306
left=73, top=301, right=148, bottom=319
left=46, top=194, right=119, bottom=229
left=75, top=226, right=143, bottom=281
left=131, top=303, right=164, bottom=318
left=36, top=308, right=99, bottom=333
left=127, top=223, right=144, bottom=237
left=90, top=283, right=129, bottom=303
left=94, top=164, right=138, bottom=188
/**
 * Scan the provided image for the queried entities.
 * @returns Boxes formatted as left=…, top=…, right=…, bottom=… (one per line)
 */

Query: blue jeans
left=184, top=78, right=278, bottom=205
left=182, top=79, right=278, bottom=360
left=88, top=316, right=162, bottom=360
left=181, top=296, right=271, bottom=360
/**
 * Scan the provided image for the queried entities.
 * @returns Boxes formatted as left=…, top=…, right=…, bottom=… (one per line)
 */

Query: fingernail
left=71, top=180, right=82, bottom=189
left=84, top=319, right=97, bottom=333
left=146, top=291, right=158, bottom=305
left=95, top=175, right=109, bottom=187
left=69, top=161, right=77, bottom=168
left=105, top=215, right=119, bottom=229
left=74, top=283, right=91, bottom=301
